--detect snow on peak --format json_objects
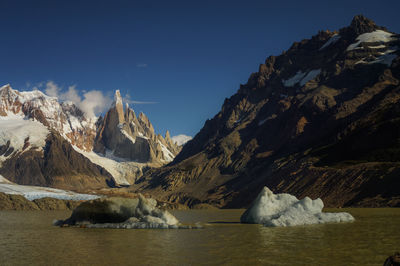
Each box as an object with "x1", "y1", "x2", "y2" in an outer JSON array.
[
  {"x1": 319, "y1": 34, "x2": 341, "y2": 50},
  {"x1": 171, "y1": 134, "x2": 192, "y2": 146},
  {"x1": 0, "y1": 117, "x2": 49, "y2": 159},
  {"x1": 114, "y1": 90, "x2": 123, "y2": 105},
  {"x1": 0, "y1": 85, "x2": 96, "y2": 151},
  {"x1": 347, "y1": 30, "x2": 397, "y2": 51},
  {"x1": 240, "y1": 187, "x2": 355, "y2": 227}
]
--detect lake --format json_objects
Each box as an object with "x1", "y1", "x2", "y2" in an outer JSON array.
[{"x1": 0, "y1": 208, "x2": 399, "y2": 265}]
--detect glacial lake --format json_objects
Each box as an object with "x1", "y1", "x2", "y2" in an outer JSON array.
[{"x1": 0, "y1": 208, "x2": 399, "y2": 265}]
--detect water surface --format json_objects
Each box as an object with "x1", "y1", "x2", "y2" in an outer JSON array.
[{"x1": 0, "y1": 208, "x2": 399, "y2": 265}]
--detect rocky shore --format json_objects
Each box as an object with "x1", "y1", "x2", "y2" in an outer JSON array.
[{"x1": 0, "y1": 192, "x2": 83, "y2": 210}]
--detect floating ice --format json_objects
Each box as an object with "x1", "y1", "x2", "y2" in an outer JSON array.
[{"x1": 240, "y1": 187, "x2": 354, "y2": 227}]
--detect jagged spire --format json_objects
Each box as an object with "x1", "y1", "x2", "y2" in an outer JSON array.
[
  {"x1": 112, "y1": 90, "x2": 125, "y2": 124},
  {"x1": 165, "y1": 130, "x2": 171, "y2": 140}
]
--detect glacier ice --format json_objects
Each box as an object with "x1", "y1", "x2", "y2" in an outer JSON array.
[
  {"x1": 0, "y1": 176, "x2": 99, "y2": 201},
  {"x1": 240, "y1": 187, "x2": 354, "y2": 227}
]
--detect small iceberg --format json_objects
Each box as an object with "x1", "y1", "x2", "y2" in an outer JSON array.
[
  {"x1": 240, "y1": 187, "x2": 354, "y2": 227},
  {"x1": 55, "y1": 194, "x2": 183, "y2": 229}
]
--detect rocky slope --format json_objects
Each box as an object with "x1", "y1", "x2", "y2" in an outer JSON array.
[{"x1": 135, "y1": 15, "x2": 400, "y2": 208}]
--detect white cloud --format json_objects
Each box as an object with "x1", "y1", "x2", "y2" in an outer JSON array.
[
  {"x1": 44, "y1": 81, "x2": 61, "y2": 97},
  {"x1": 80, "y1": 90, "x2": 112, "y2": 118},
  {"x1": 33, "y1": 81, "x2": 112, "y2": 118},
  {"x1": 124, "y1": 93, "x2": 157, "y2": 105},
  {"x1": 60, "y1": 85, "x2": 81, "y2": 103},
  {"x1": 136, "y1": 63, "x2": 148, "y2": 68},
  {"x1": 171, "y1": 134, "x2": 192, "y2": 146}
]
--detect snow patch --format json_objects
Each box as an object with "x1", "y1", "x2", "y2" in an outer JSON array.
[
  {"x1": 0, "y1": 116, "x2": 49, "y2": 155},
  {"x1": 347, "y1": 30, "x2": 397, "y2": 51},
  {"x1": 300, "y1": 69, "x2": 321, "y2": 86},
  {"x1": 369, "y1": 54, "x2": 397, "y2": 66},
  {"x1": 121, "y1": 129, "x2": 136, "y2": 144},
  {"x1": 158, "y1": 141, "x2": 174, "y2": 162},
  {"x1": 319, "y1": 34, "x2": 341, "y2": 50},
  {"x1": 354, "y1": 46, "x2": 398, "y2": 66},
  {"x1": 240, "y1": 187, "x2": 355, "y2": 227},
  {"x1": 283, "y1": 69, "x2": 321, "y2": 87},
  {"x1": 283, "y1": 71, "x2": 306, "y2": 87},
  {"x1": 258, "y1": 118, "x2": 268, "y2": 126}
]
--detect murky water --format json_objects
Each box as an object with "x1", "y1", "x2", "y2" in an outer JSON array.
[{"x1": 0, "y1": 208, "x2": 399, "y2": 265}]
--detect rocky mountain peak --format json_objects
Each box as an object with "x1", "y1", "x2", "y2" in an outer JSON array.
[
  {"x1": 350, "y1": 15, "x2": 378, "y2": 35},
  {"x1": 165, "y1": 130, "x2": 171, "y2": 141},
  {"x1": 112, "y1": 90, "x2": 125, "y2": 124},
  {"x1": 93, "y1": 90, "x2": 181, "y2": 166}
]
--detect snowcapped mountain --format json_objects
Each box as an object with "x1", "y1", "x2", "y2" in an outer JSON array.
[
  {"x1": 136, "y1": 15, "x2": 400, "y2": 208},
  {"x1": 0, "y1": 84, "x2": 96, "y2": 152},
  {"x1": 0, "y1": 85, "x2": 181, "y2": 189}
]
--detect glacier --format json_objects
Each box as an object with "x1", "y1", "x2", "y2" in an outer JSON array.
[
  {"x1": 0, "y1": 175, "x2": 99, "y2": 201},
  {"x1": 240, "y1": 187, "x2": 354, "y2": 227}
]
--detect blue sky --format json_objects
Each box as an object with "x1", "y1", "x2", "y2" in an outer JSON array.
[{"x1": 1, "y1": 0, "x2": 400, "y2": 137}]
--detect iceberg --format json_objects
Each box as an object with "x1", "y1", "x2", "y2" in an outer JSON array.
[
  {"x1": 55, "y1": 194, "x2": 185, "y2": 229},
  {"x1": 240, "y1": 187, "x2": 354, "y2": 227}
]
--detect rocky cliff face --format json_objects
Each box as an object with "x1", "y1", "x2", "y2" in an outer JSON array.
[
  {"x1": 135, "y1": 15, "x2": 400, "y2": 208},
  {"x1": 94, "y1": 90, "x2": 181, "y2": 164}
]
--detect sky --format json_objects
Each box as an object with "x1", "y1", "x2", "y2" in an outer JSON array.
[{"x1": 1, "y1": 0, "x2": 400, "y2": 137}]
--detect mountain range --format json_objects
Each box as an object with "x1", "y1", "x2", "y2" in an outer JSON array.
[
  {"x1": 0, "y1": 86, "x2": 181, "y2": 190},
  {"x1": 1, "y1": 15, "x2": 399, "y2": 208}
]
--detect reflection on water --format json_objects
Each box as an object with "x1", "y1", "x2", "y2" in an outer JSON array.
[{"x1": 0, "y1": 209, "x2": 399, "y2": 265}]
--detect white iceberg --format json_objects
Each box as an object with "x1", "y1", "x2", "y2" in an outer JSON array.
[{"x1": 240, "y1": 187, "x2": 354, "y2": 227}]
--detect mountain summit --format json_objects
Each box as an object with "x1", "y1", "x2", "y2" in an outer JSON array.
[
  {"x1": 94, "y1": 90, "x2": 181, "y2": 163},
  {"x1": 135, "y1": 15, "x2": 400, "y2": 208}
]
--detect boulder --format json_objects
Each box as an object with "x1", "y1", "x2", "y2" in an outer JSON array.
[{"x1": 56, "y1": 194, "x2": 179, "y2": 229}]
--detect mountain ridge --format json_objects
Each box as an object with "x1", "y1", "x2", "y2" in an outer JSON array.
[{"x1": 133, "y1": 15, "x2": 400, "y2": 208}]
